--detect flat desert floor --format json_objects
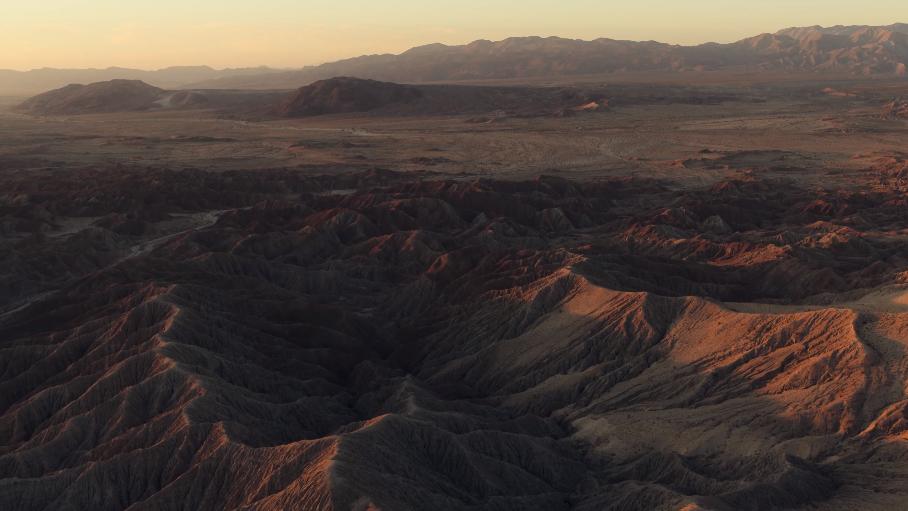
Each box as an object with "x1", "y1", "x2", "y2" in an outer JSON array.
[{"x1": 2, "y1": 79, "x2": 906, "y2": 186}]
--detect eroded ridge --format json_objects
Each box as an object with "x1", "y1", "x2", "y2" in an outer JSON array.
[{"x1": 5, "y1": 168, "x2": 908, "y2": 510}]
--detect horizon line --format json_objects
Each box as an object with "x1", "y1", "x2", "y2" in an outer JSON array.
[{"x1": 3, "y1": 22, "x2": 906, "y2": 73}]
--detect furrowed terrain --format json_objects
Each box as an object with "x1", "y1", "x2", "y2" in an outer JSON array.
[{"x1": 2, "y1": 77, "x2": 908, "y2": 510}]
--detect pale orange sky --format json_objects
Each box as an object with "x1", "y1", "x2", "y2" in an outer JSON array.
[{"x1": 2, "y1": 1, "x2": 905, "y2": 70}]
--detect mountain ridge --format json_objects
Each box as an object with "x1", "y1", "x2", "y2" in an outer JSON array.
[
  {"x1": 2, "y1": 23, "x2": 906, "y2": 95},
  {"x1": 186, "y1": 23, "x2": 908, "y2": 89}
]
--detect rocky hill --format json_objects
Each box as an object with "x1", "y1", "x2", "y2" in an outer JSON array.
[
  {"x1": 16, "y1": 80, "x2": 287, "y2": 116},
  {"x1": 16, "y1": 77, "x2": 616, "y2": 119},
  {"x1": 16, "y1": 80, "x2": 166, "y2": 115},
  {"x1": 274, "y1": 77, "x2": 614, "y2": 118},
  {"x1": 275, "y1": 77, "x2": 424, "y2": 116}
]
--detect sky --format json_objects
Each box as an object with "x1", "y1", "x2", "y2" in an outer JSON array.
[{"x1": 2, "y1": 0, "x2": 906, "y2": 70}]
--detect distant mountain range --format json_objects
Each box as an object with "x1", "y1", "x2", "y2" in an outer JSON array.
[
  {"x1": 2, "y1": 24, "x2": 906, "y2": 95},
  {"x1": 185, "y1": 24, "x2": 908, "y2": 89},
  {"x1": 0, "y1": 66, "x2": 279, "y2": 95}
]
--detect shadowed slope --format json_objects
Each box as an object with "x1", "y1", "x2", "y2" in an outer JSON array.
[{"x1": 6, "y1": 169, "x2": 908, "y2": 509}]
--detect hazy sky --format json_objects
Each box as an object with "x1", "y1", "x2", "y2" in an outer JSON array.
[{"x1": 3, "y1": 1, "x2": 905, "y2": 70}]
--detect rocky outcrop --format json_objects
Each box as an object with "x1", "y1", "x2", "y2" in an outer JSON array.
[{"x1": 882, "y1": 98, "x2": 908, "y2": 119}]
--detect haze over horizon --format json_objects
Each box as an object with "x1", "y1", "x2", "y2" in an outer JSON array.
[{"x1": 3, "y1": 0, "x2": 906, "y2": 71}]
